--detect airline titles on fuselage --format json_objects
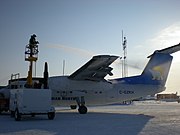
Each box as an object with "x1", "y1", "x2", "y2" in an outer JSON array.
[{"x1": 52, "y1": 90, "x2": 135, "y2": 101}]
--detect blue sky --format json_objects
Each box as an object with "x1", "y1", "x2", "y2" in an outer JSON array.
[{"x1": 0, "y1": 0, "x2": 180, "y2": 93}]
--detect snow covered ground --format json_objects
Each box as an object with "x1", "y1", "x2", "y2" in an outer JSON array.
[{"x1": 1, "y1": 101, "x2": 180, "y2": 135}]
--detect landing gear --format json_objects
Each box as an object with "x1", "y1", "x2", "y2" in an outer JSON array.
[
  {"x1": 78, "y1": 105, "x2": 87, "y2": 114},
  {"x1": 76, "y1": 96, "x2": 88, "y2": 114}
]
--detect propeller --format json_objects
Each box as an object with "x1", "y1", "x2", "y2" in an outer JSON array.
[
  {"x1": 112, "y1": 58, "x2": 144, "y2": 70},
  {"x1": 43, "y1": 62, "x2": 49, "y2": 89}
]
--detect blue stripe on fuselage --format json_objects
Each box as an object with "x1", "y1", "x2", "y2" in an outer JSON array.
[{"x1": 112, "y1": 75, "x2": 161, "y2": 85}]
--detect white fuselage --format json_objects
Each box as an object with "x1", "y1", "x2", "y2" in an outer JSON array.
[
  {"x1": 0, "y1": 76, "x2": 165, "y2": 108},
  {"x1": 49, "y1": 76, "x2": 165, "y2": 107}
]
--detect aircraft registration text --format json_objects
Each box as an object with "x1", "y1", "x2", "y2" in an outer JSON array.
[{"x1": 119, "y1": 90, "x2": 134, "y2": 94}]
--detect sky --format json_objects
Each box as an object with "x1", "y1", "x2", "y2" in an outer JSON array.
[{"x1": 0, "y1": 0, "x2": 180, "y2": 93}]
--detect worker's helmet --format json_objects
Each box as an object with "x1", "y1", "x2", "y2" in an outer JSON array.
[{"x1": 32, "y1": 34, "x2": 37, "y2": 37}]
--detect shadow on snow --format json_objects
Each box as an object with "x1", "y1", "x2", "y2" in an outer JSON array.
[{"x1": 0, "y1": 111, "x2": 153, "y2": 135}]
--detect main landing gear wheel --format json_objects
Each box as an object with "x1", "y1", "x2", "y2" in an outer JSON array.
[{"x1": 78, "y1": 106, "x2": 87, "y2": 114}]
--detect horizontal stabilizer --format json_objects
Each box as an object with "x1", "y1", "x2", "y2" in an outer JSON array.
[{"x1": 148, "y1": 43, "x2": 180, "y2": 58}]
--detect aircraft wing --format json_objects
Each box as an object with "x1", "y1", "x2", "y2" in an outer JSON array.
[
  {"x1": 68, "y1": 55, "x2": 119, "y2": 81},
  {"x1": 148, "y1": 43, "x2": 180, "y2": 58}
]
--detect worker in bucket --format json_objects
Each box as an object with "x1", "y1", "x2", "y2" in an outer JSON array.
[{"x1": 29, "y1": 34, "x2": 39, "y2": 45}]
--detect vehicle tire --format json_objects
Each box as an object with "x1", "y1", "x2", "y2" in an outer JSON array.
[
  {"x1": 70, "y1": 105, "x2": 77, "y2": 110},
  {"x1": 48, "y1": 112, "x2": 55, "y2": 120},
  {"x1": 78, "y1": 106, "x2": 87, "y2": 114},
  {"x1": 15, "y1": 109, "x2": 21, "y2": 121}
]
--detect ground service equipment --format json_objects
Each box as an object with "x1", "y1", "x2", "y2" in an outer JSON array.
[{"x1": 10, "y1": 89, "x2": 55, "y2": 121}]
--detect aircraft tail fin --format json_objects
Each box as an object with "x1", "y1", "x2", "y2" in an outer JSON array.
[
  {"x1": 113, "y1": 43, "x2": 180, "y2": 89},
  {"x1": 141, "y1": 52, "x2": 173, "y2": 86},
  {"x1": 139, "y1": 43, "x2": 180, "y2": 86}
]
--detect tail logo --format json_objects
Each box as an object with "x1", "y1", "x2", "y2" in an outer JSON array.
[{"x1": 149, "y1": 66, "x2": 164, "y2": 80}]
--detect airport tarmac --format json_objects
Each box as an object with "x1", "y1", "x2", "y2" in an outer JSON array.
[{"x1": 0, "y1": 101, "x2": 180, "y2": 135}]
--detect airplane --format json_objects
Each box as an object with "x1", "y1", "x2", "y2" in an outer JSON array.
[
  {"x1": 49, "y1": 43, "x2": 180, "y2": 114},
  {"x1": 0, "y1": 43, "x2": 180, "y2": 114}
]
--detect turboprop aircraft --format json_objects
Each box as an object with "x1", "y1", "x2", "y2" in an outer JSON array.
[
  {"x1": 49, "y1": 43, "x2": 180, "y2": 114},
  {"x1": 0, "y1": 43, "x2": 180, "y2": 114}
]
